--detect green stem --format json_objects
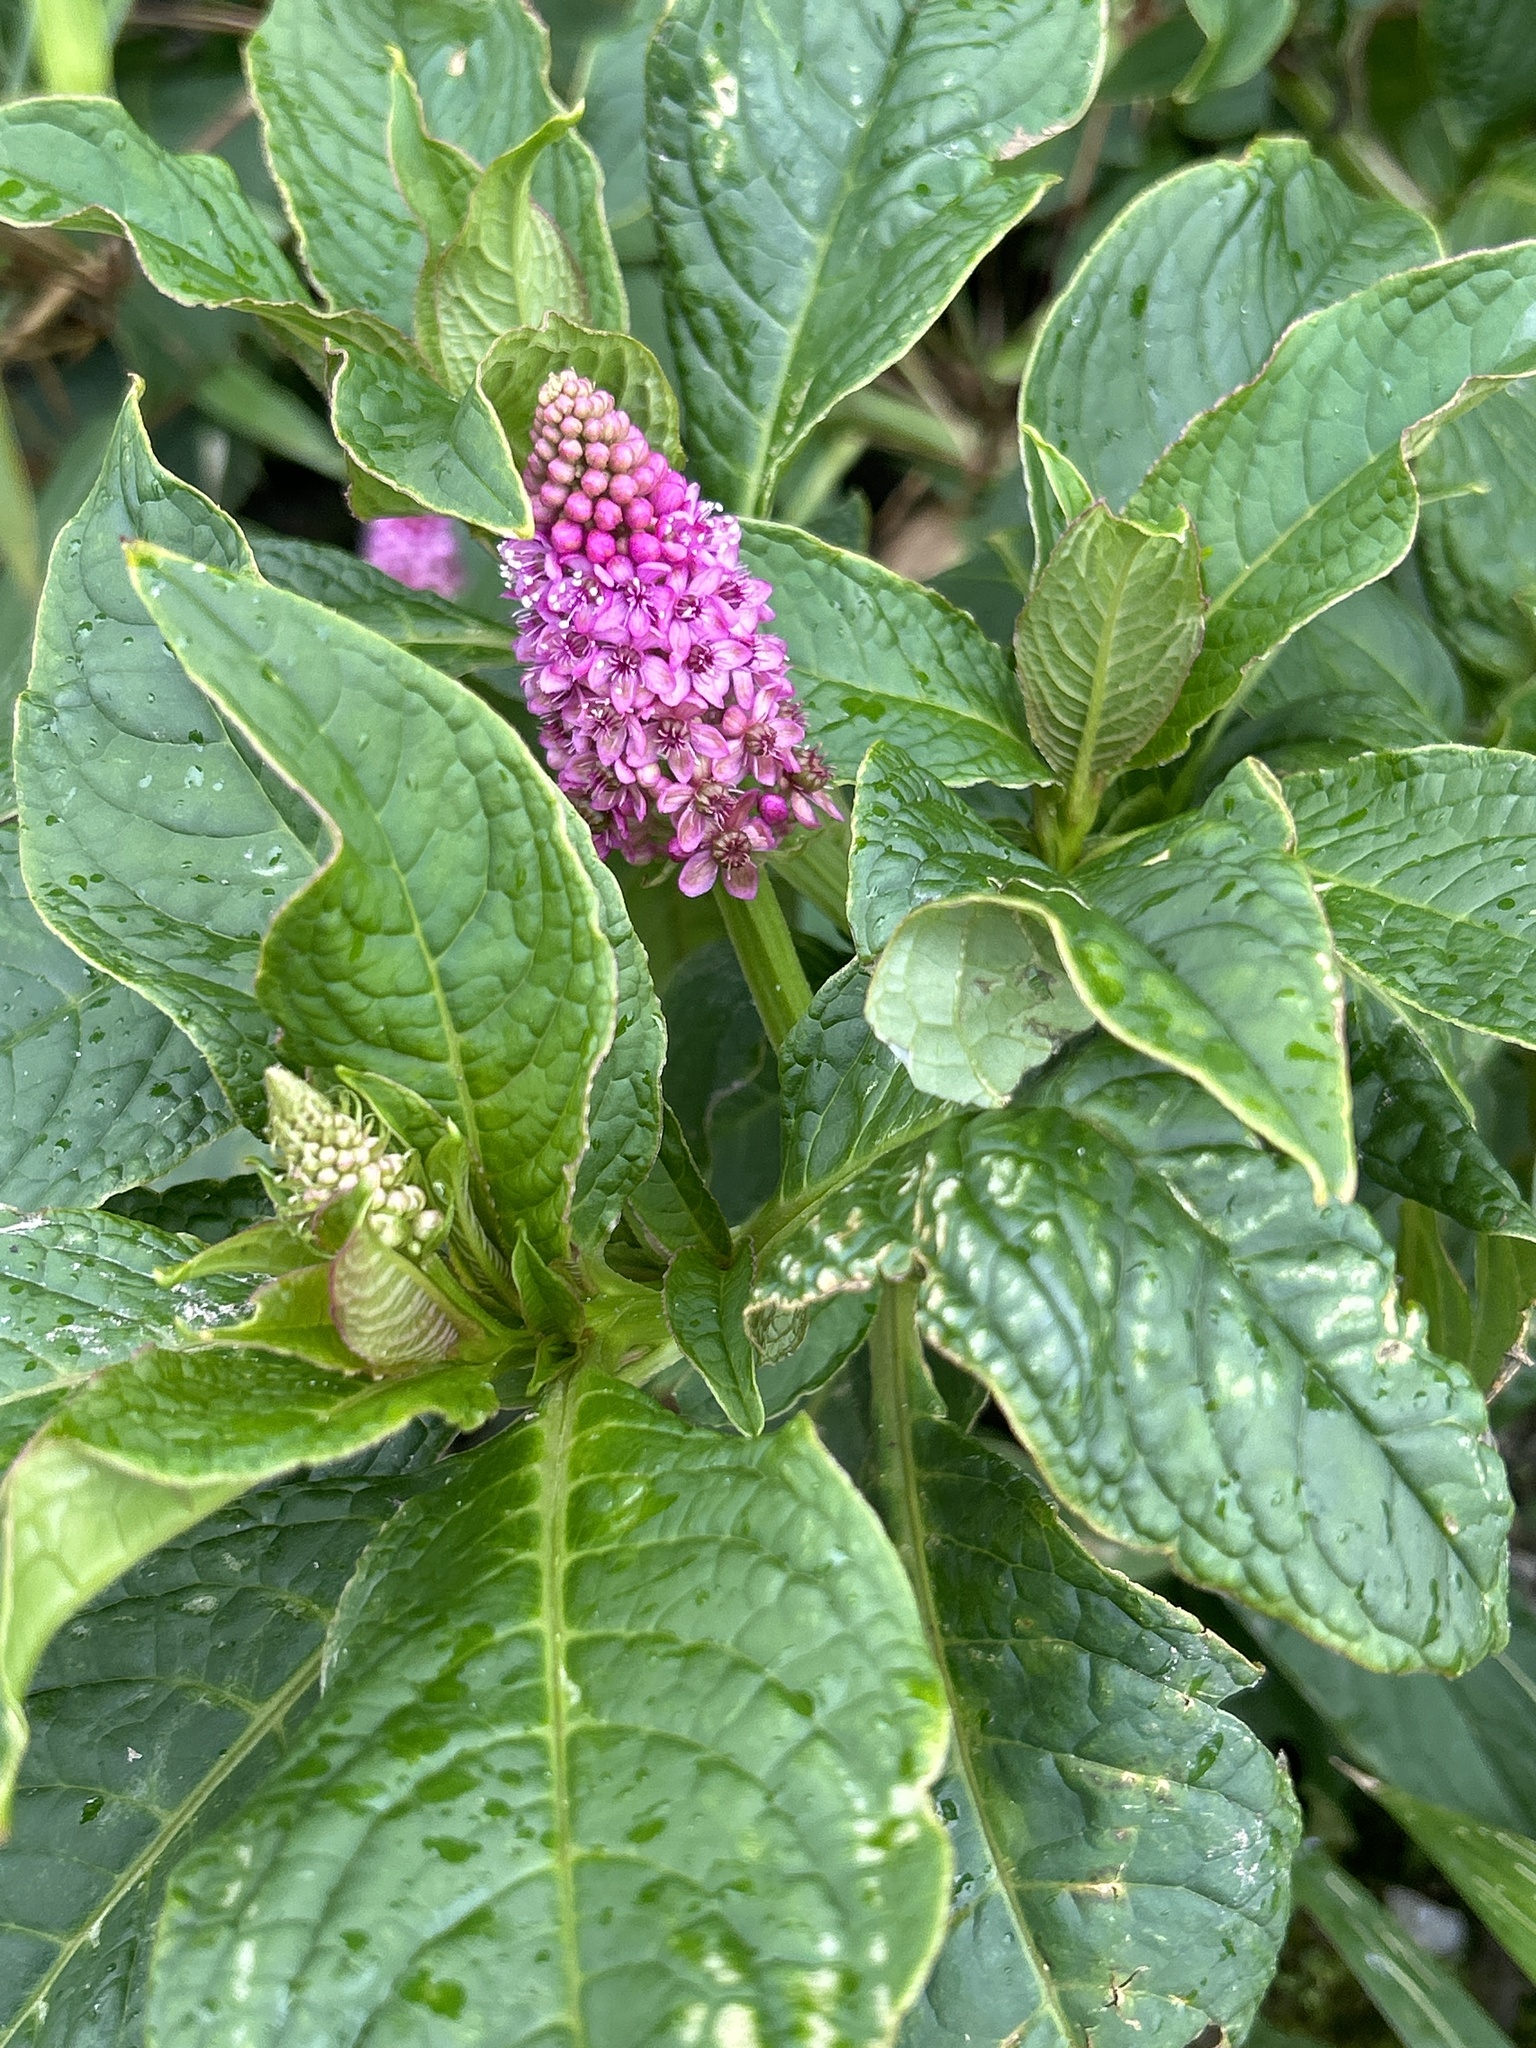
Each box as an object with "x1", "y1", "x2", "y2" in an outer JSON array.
[
  {"x1": 868, "y1": 1278, "x2": 928, "y2": 1572},
  {"x1": 718, "y1": 877, "x2": 813, "y2": 1051}
]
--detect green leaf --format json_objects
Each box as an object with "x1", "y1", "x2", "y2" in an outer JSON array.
[
  {"x1": 384, "y1": 45, "x2": 479, "y2": 255},
  {"x1": 1362, "y1": 1777, "x2": 1536, "y2": 1979},
  {"x1": 1015, "y1": 502, "x2": 1205, "y2": 800},
  {"x1": 0, "y1": 1343, "x2": 496, "y2": 1818},
  {"x1": 249, "y1": 0, "x2": 622, "y2": 334},
  {"x1": 0, "y1": 819, "x2": 232, "y2": 1211},
  {"x1": 664, "y1": 1240, "x2": 764, "y2": 1435},
  {"x1": 126, "y1": 546, "x2": 617, "y2": 1263},
  {"x1": 1177, "y1": 0, "x2": 1299, "y2": 100},
  {"x1": 0, "y1": 96, "x2": 305, "y2": 309},
  {"x1": 648, "y1": 0, "x2": 1106, "y2": 513},
  {"x1": 16, "y1": 389, "x2": 317, "y2": 1126},
  {"x1": 1126, "y1": 247, "x2": 1536, "y2": 761},
  {"x1": 630, "y1": 1103, "x2": 733, "y2": 1262},
  {"x1": 917, "y1": 1037, "x2": 1511, "y2": 1672},
  {"x1": 148, "y1": 1374, "x2": 951, "y2": 2047},
  {"x1": 894, "y1": 1417, "x2": 1299, "y2": 2048},
  {"x1": 479, "y1": 313, "x2": 683, "y2": 470},
  {"x1": 1351, "y1": 990, "x2": 1536, "y2": 1238},
  {"x1": 1019, "y1": 423, "x2": 1095, "y2": 575},
  {"x1": 1423, "y1": 0, "x2": 1536, "y2": 139},
  {"x1": 0, "y1": 1209, "x2": 251, "y2": 1470},
  {"x1": 1398, "y1": 1198, "x2": 1474, "y2": 1366},
  {"x1": 1417, "y1": 380, "x2": 1536, "y2": 686},
  {"x1": 105, "y1": 1171, "x2": 271, "y2": 1243},
  {"x1": 1293, "y1": 1847, "x2": 1516, "y2": 2048},
  {"x1": 0, "y1": 1440, "x2": 446, "y2": 2047},
  {"x1": 1288, "y1": 746, "x2": 1536, "y2": 1048},
  {"x1": 251, "y1": 535, "x2": 513, "y2": 678},
  {"x1": 739, "y1": 522, "x2": 1047, "y2": 787},
  {"x1": 416, "y1": 112, "x2": 587, "y2": 394},
  {"x1": 1469, "y1": 1232, "x2": 1536, "y2": 1390},
  {"x1": 1448, "y1": 138, "x2": 1536, "y2": 256},
  {"x1": 328, "y1": 341, "x2": 531, "y2": 536},
  {"x1": 1020, "y1": 137, "x2": 1440, "y2": 515}
]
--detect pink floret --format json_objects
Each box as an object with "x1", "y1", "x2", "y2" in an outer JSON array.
[{"x1": 358, "y1": 515, "x2": 466, "y2": 600}]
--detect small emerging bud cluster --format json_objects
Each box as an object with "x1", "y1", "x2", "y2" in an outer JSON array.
[
  {"x1": 500, "y1": 371, "x2": 837, "y2": 899},
  {"x1": 264, "y1": 1067, "x2": 443, "y2": 1257}
]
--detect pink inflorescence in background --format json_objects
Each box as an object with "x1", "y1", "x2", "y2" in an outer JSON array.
[
  {"x1": 499, "y1": 371, "x2": 837, "y2": 899},
  {"x1": 359, "y1": 514, "x2": 466, "y2": 600}
]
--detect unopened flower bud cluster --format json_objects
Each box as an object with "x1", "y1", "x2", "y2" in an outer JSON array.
[
  {"x1": 500, "y1": 371, "x2": 837, "y2": 900},
  {"x1": 263, "y1": 1068, "x2": 442, "y2": 1257}
]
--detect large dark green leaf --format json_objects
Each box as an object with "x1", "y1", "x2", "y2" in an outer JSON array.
[
  {"x1": 1288, "y1": 747, "x2": 1536, "y2": 1049},
  {"x1": 17, "y1": 390, "x2": 317, "y2": 1125},
  {"x1": 249, "y1": 0, "x2": 621, "y2": 334},
  {"x1": 916, "y1": 1039, "x2": 1510, "y2": 1672},
  {"x1": 252, "y1": 536, "x2": 514, "y2": 678},
  {"x1": 739, "y1": 522, "x2": 1047, "y2": 787},
  {"x1": 1020, "y1": 137, "x2": 1439, "y2": 514},
  {"x1": 0, "y1": 819, "x2": 231, "y2": 1211},
  {"x1": 891, "y1": 1415, "x2": 1298, "y2": 2048},
  {"x1": 1417, "y1": 381, "x2": 1536, "y2": 686},
  {"x1": 147, "y1": 1374, "x2": 951, "y2": 2047},
  {"x1": 126, "y1": 546, "x2": 616, "y2": 1262},
  {"x1": 0, "y1": 1440, "x2": 444, "y2": 2047},
  {"x1": 648, "y1": 0, "x2": 1105, "y2": 513}
]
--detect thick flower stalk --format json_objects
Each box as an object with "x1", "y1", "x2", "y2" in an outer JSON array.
[
  {"x1": 264, "y1": 1067, "x2": 442, "y2": 1256},
  {"x1": 359, "y1": 514, "x2": 466, "y2": 600},
  {"x1": 499, "y1": 372, "x2": 836, "y2": 898}
]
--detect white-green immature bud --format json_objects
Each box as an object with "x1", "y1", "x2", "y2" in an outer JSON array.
[{"x1": 263, "y1": 1067, "x2": 443, "y2": 1256}]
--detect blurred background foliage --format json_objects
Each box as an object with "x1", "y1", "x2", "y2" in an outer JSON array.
[{"x1": 6, "y1": 4, "x2": 1536, "y2": 2044}]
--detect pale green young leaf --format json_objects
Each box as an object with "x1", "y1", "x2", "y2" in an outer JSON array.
[
  {"x1": 1127, "y1": 246, "x2": 1536, "y2": 761},
  {"x1": 898, "y1": 1420, "x2": 1299, "y2": 2048},
  {"x1": 16, "y1": 389, "x2": 318, "y2": 1126},
  {"x1": 663, "y1": 1241, "x2": 764, "y2": 1436},
  {"x1": 739, "y1": 523, "x2": 1047, "y2": 787},
  {"x1": 1417, "y1": 380, "x2": 1536, "y2": 686},
  {"x1": 918, "y1": 1038, "x2": 1511, "y2": 1672},
  {"x1": 1288, "y1": 747, "x2": 1536, "y2": 1048},
  {"x1": 0, "y1": 820, "x2": 231, "y2": 1212},
  {"x1": 251, "y1": 536, "x2": 513, "y2": 678},
  {"x1": 385, "y1": 47, "x2": 478, "y2": 256},
  {"x1": 0, "y1": 96, "x2": 305, "y2": 310},
  {"x1": 480, "y1": 314, "x2": 683, "y2": 470},
  {"x1": 648, "y1": 0, "x2": 1106, "y2": 513},
  {"x1": 1020, "y1": 137, "x2": 1440, "y2": 514},
  {"x1": 125, "y1": 547, "x2": 616, "y2": 1262},
  {"x1": 1015, "y1": 502, "x2": 1204, "y2": 799},
  {"x1": 147, "y1": 1375, "x2": 951, "y2": 2048},
  {"x1": 1019, "y1": 423, "x2": 1094, "y2": 578}
]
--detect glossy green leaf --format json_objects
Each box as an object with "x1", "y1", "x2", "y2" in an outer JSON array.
[
  {"x1": 249, "y1": 0, "x2": 622, "y2": 334},
  {"x1": 1364, "y1": 1777, "x2": 1536, "y2": 1979},
  {"x1": 1178, "y1": 0, "x2": 1298, "y2": 100},
  {"x1": 1293, "y1": 1848, "x2": 1515, "y2": 2048},
  {"x1": 0, "y1": 1209, "x2": 250, "y2": 1471},
  {"x1": 0, "y1": 96, "x2": 305, "y2": 310},
  {"x1": 127, "y1": 547, "x2": 617, "y2": 1263},
  {"x1": 895, "y1": 1418, "x2": 1299, "y2": 2048},
  {"x1": 649, "y1": 0, "x2": 1105, "y2": 512},
  {"x1": 1015, "y1": 503, "x2": 1204, "y2": 798},
  {"x1": 1351, "y1": 989, "x2": 1536, "y2": 1238},
  {"x1": 1020, "y1": 137, "x2": 1439, "y2": 514},
  {"x1": 0, "y1": 819, "x2": 231, "y2": 1212},
  {"x1": 17, "y1": 389, "x2": 317, "y2": 1125},
  {"x1": 0, "y1": 1343, "x2": 496, "y2": 1818},
  {"x1": 663, "y1": 1240, "x2": 763, "y2": 1435},
  {"x1": 740, "y1": 522, "x2": 1046, "y2": 787},
  {"x1": 251, "y1": 535, "x2": 513, "y2": 678},
  {"x1": 1288, "y1": 747, "x2": 1536, "y2": 1048},
  {"x1": 917, "y1": 1038, "x2": 1511, "y2": 1671},
  {"x1": 479, "y1": 313, "x2": 683, "y2": 470},
  {"x1": 1417, "y1": 380, "x2": 1536, "y2": 686},
  {"x1": 148, "y1": 1374, "x2": 951, "y2": 2047},
  {"x1": 0, "y1": 1438, "x2": 446, "y2": 2048},
  {"x1": 1126, "y1": 246, "x2": 1536, "y2": 761}
]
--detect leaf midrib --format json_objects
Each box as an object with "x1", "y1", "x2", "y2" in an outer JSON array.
[{"x1": 537, "y1": 1381, "x2": 586, "y2": 2047}]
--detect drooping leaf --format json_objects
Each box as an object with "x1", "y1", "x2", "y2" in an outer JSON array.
[
  {"x1": 895, "y1": 1417, "x2": 1299, "y2": 2048},
  {"x1": 1350, "y1": 989, "x2": 1536, "y2": 1239},
  {"x1": 249, "y1": 0, "x2": 622, "y2": 334},
  {"x1": 0, "y1": 96, "x2": 305, "y2": 309},
  {"x1": 648, "y1": 0, "x2": 1106, "y2": 512},
  {"x1": 738, "y1": 521, "x2": 1048, "y2": 787},
  {"x1": 0, "y1": 1343, "x2": 497, "y2": 1817},
  {"x1": 479, "y1": 314, "x2": 683, "y2": 470},
  {"x1": 0, "y1": 819, "x2": 231, "y2": 1212},
  {"x1": 1417, "y1": 380, "x2": 1536, "y2": 686},
  {"x1": 147, "y1": 1375, "x2": 951, "y2": 2048},
  {"x1": 1287, "y1": 746, "x2": 1536, "y2": 1049},
  {"x1": 1358, "y1": 1776, "x2": 1536, "y2": 1980},
  {"x1": 1126, "y1": 246, "x2": 1536, "y2": 761},
  {"x1": 663, "y1": 1240, "x2": 764, "y2": 1436},
  {"x1": 16, "y1": 388, "x2": 317, "y2": 1125},
  {"x1": 1020, "y1": 137, "x2": 1439, "y2": 514},
  {"x1": 1015, "y1": 502, "x2": 1205, "y2": 799},
  {"x1": 1178, "y1": 0, "x2": 1299, "y2": 100},
  {"x1": 915, "y1": 1038, "x2": 1511, "y2": 1672},
  {"x1": 126, "y1": 546, "x2": 616, "y2": 1263},
  {"x1": 251, "y1": 535, "x2": 513, "y2": 678}
]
